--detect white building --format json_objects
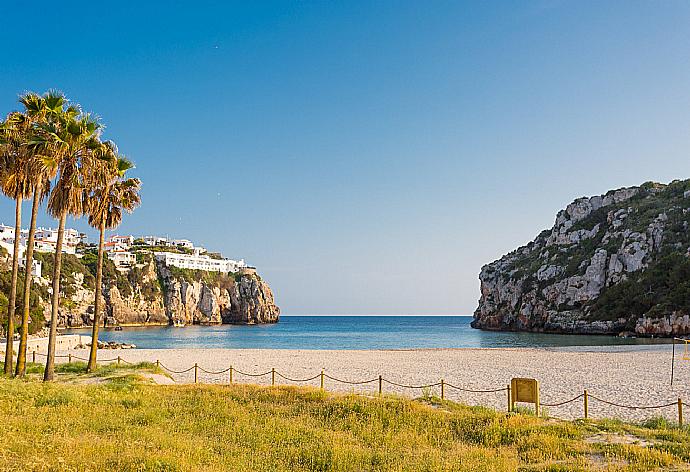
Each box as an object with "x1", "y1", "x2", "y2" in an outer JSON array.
[
  {"x1": 32, "y1": 227, "x2": 79, "y2": 254},
  {"x1": 170, "y1": 239, "x2": 194, "y2": 249},
  {"x1": 107, "y1": 250, "x2": 136, "y2": 271},
  {"x1": 0, "y1": 238, "x2": 42, "y2": 277},
  {"x1": 21, "y1": 258, "x2": 42, "y2": 278},
  {"x1": 154, "y1": 249, "x2": 247, "y2": 273},
  {"x1": 109, "y1": 235, "x2": 134, "y2": 248},
  {"x1": 0, "y1": 224, "x2": 15, "y2": 241},
  {"x1": 0, "y1": 224, "x2": 77, "y2": 255},
  {"x1": 144, "y1": 236, "x2": 168, "y2": 246}
]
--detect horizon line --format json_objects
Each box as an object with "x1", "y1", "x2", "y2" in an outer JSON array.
[{"x1": 280, "y1": 314, "x2": 472, "y2": 317}]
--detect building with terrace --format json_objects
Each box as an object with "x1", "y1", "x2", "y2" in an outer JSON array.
[{"x1": 154, "y1": 248, "x2": 246, "y2": 273}]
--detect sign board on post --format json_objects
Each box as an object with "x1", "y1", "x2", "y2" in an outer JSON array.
[{"x1": 511, "y1": 378, "x2": 540, "y2": 416}]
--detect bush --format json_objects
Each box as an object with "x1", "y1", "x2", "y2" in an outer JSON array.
[{"x1": 588, "y1": 250, "x2": 690, "y2": 321}]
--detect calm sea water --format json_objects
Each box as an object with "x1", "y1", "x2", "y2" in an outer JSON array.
[{"x1": 64, "y1": 316, "x2": 668, "y2": 350}]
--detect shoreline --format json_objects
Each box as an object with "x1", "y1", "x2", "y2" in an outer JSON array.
[{"x1": 55, "y1": 346, "x2": 689, "y2": 422}]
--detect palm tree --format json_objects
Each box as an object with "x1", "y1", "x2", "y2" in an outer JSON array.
[
  {"x1": 0, "y1": 111, "x2": 33, "y2": 375},
  {"x1": 14, "y1": 91, "x2": 62, "y2": 377},
  {"x1": 86, "y1": 150, "x2": 141, "y2": 372},
  {"x1": 35, "y1": 106, "x2": 103, "y2": 381}
]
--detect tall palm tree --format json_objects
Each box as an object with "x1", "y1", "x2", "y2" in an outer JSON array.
[
  {"x1": 86, "y1": 150, "x2": 141, "y2": 372},
  {"x1": 14, "y1": 91, "x2": 62, "y2": 377},
  {"x1": 35, "y1": 106, "x2": 103, "y2": 381},
  {"x1": 0, "y1": 111, "x2": 33, "y2": 375}
]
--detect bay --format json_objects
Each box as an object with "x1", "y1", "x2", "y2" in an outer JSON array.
[{"x1": 64, "y1": 316, "x2": 668, "y2": 350}]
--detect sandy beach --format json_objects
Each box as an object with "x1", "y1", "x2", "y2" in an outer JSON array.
[{"x1": 60, "y1": 346, "x2": 690, "y2": 422}]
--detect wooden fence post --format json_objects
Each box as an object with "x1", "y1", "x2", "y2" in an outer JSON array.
[
  {"x1": 68, "y1": 353, "x2": 72, "y2": 363},
  {"x1": 117, "y1": 355, "x2": 121, "y2": 366},
  {"x1": 507, "y1": 384, "x2": 512, "y2": 412},
  {"x1": 156, "y1": 359, "x2": 160, "y2": 369},
  {"x1": 32, "y1": 350, "x2": 36, "y2": 363},
  {"x1": 679, "y1": 398, "x2": 683, "y2": 426},
  {"x1": 320, "y1": 370, "x2": 324, "y2": 390},
  {"x1": 440, "y1": 379, "x2": 444, "y2": 400},
  {"x1": 271, "y1": 368, "x2": 275, "y2": 386},
  {"x1": 378, "y1": 375, "x2": 382, "y2": 395},
  {"x1": 229, "y1": 366, "x2": 233, "y2": 384},
  {"x1": 194, "y1": 363, "x2": 198, "y2": 383},
  {"x1": 584, "y1": 390, "x2": 589, "y2": 419}
]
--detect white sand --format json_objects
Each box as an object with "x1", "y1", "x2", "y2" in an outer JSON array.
[{"x1": 63, "y1": 346, "x2": 690, "y2": 422}]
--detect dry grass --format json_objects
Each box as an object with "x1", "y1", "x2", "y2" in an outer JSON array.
[{"x1": 0, "y1": 363, "x2": 688, "y2": 471}]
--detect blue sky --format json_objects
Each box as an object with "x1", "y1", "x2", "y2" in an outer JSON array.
[{"x1": 1, "y1": 1, "x2": 690, "y2": 315}]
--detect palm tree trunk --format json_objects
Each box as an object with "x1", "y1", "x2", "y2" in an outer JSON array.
[
  {"x1": 3, "y1": 198, "x2": 21, "y2": 375},
  {"x1": 87, "y1": 222, "x2": 105, "y2": 372},
  {"x1": 43, "y1": 212, "x2": 66, "y2": 382},
  {"x1": 15, "y1": 186, "x2": 41, "y2": 377}
]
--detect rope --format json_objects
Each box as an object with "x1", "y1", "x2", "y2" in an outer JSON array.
[
  {"x1": 22, "y1": 353, "x2": 690, "y2": 415},
  {"x1": 158, "y1": 363, "x2": 196, "y2": 374},
  {"x1": 444, "y1": 383, "x2": 508, "y2": 394},
  {"x1": 34, "y1": 352, "x2": 69, "y2": 358},
  {"x1": 197, "y1": 366, "x2": 232, "y2": 375},
  {"x1": 275, "y1": 372, "x2": 322, "y2": 383},
  {"x1": 382, "y1": 378, "x2": 441, "y2": 389},
  {"x1": 541, "y1": 394, "x2": 584, "y2": 407},
  {"x1": 588, "y1": 394, "x2": 678, "y2": 410},
  {"x1": 323, "y1": 374, "x2": 378, "y2": 385},
  {"x1": 232, "y1": 368, "x2": 273, "y2": 377}
]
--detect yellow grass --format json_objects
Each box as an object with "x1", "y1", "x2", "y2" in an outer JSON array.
[{"x1": 0, "y1": 363, "x2": 688, "y2": 471}]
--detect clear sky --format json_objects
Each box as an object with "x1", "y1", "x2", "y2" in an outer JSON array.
[{"x1": 1, "y1": 1, "x2": 690, "y2": 315}]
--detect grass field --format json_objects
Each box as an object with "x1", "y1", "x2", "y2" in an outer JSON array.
[{"x1": 0, "y1": 362, "x2": 689, "y2": 471}]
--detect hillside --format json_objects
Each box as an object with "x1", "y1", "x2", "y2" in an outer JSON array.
[{"x1": 473, "y1": 179, "x2": 690, "y2": 336}]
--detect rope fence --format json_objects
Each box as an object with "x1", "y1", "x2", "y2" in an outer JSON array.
[{"x1": 29, "y1": 350, "x2": 690, "y2": 426}]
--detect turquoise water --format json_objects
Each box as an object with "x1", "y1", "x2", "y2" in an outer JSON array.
[{"x1": 64, "y1": 316, "x2": 668, "y2": 350}]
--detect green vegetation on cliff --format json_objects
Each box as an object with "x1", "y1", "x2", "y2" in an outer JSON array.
[
  {"x1": 0, "y1": 367, "x2": 689, "y2": 471},
  {"x1": 32, "y1": 250, "x2": 162, "y2": 302},
  {"x1": 590, "y1": 251, "x2": 690, "y2": 322},
  {"x1": 165, "y1": 265, "x2": 239, "y2": 287}
]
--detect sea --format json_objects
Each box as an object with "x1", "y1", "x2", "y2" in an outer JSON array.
[{"x1": 64, "y1": 315, "x2": 669, "y2": 350}]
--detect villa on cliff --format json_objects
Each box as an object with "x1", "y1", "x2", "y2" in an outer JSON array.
[
  {"x1": 154, "y1": 249, "x2": 247, "y2": 273},
  {"x1": 0, "y1": 224, "x2": 249, "y2": 275},
  {"x1": 0, "y1": 224, "x2": 84, "y2": 255},
  {"x1": 106, "y1": 234, "x2": 247, "y2": 274}
]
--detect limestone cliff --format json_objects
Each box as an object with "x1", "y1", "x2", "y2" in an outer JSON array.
[
  {"x1": 52, "y1": 258, "x2": 279, "y2": 328},
  {"x1": 157, "y1": 263, "x2": 278, "y2": 325},
  {"x1": 103, "y1": 259, "x2": 167, "y2": 326},
  {"x1": 473, "y1": 180, "x2": 690, "y2": 336}
]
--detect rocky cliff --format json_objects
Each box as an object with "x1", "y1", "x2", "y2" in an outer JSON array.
[
  {"x1": 49, "y1": 258, "x2": 279, "y2": 328},
  {"x1": 473, "y1": 180, "x2": 690, "y2": 336}
]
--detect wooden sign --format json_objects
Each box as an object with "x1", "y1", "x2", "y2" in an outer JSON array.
[{"x1": 511, "y1": 378, "x2": 540, "y2": 416}]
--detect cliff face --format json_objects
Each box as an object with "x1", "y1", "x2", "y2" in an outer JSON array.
[
  {"x1": 473, "y1": 180, "x2": 690, "y2": 336},
  {"x1": 103, "y1": 259, "x2": 167, "y2": 326},
  {"x1": 157, "y1": 263, "x2": 280, "y2": 325},
  {"x1": 55, "y1": 258, "x2": 279, "y2": 328}
]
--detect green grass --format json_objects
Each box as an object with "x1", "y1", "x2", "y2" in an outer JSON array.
[{"x1": 0, "y1": 368, "x2": 689, "y2": 471}]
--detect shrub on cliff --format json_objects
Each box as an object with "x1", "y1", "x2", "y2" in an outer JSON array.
[{"x1": 589, "y1": 250, "x2": 690, "y2": 321}]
